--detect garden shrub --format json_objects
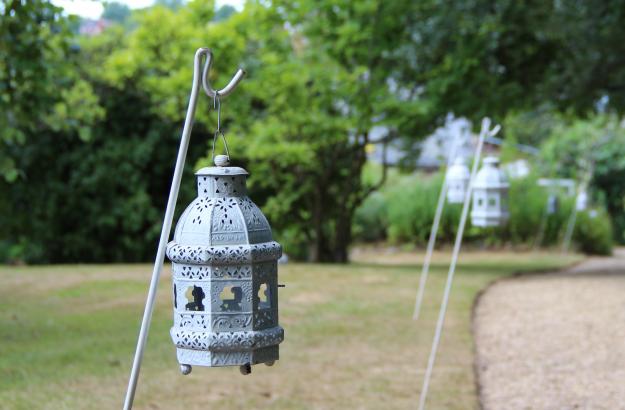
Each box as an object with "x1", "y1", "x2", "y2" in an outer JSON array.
[
  {"x1": 574, "y1": 209, "x2": 613, "y2": 255},
  {"x1": 353, "y1": 192, "x2": 388, "y2": 242},
  {"x1": 352, "y1": 170, "x2": 614, "y2": 255},
  {"x1": 383, "y1": 173, "x2": 461, "y2": 245},
  {"x1": 506, "y1": 176, "x2": 547, "y2": 243}
]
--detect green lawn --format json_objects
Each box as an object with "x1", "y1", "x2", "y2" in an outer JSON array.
[{"x1": 0, "y1": 250, "x2": 579, "y2": 409}]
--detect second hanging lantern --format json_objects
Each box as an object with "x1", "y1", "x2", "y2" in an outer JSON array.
[
  {"x1": 446, "y1": 157, "x2": 470, "y2": 204},
  {"x1": 470, "y1": 156, "x2": 509, "y2": 227}
]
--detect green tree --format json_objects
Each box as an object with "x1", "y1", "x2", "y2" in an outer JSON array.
[
  {"x1": 102, "y1": 2, "x2": 131, "y2": 24},
  {"x1": 6, "y1": 0, "x2": 625, "y2": 264},
  {"x1": 213, "y1": 5, "x2": 236, "y2": 21},
  {"x1": 95, "y1": 1, "x2": 416, "y2": 262},
  {"x1": 0, "y1": 0, "x2": 102, "y2": 182}
]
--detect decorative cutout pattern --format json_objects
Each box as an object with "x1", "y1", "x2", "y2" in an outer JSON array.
[
  {"x1": 253, "y1": 261, "x2": 277, "y2": 282},
  {"x1": 171, "y1": 326, "x2": 284, "y2": 351},
  {"x1": 257, "y1": 283, "x2": 270, "y2": 309},
  {"x1": 176, "y1": 313, "x2": 210, "y2": 329},
  {"x1": 184, "y1": 285, "x2": 206, "y2": 311},
  {"x1": 197, "y1": 175, "x2": 246, "y2": 198},
  {"x1": 211, "y1": 198, "x2": 244, "y2": 232},
  {"x1": 219, "y1": 286, "x2": 243, "y2": 312},
  {"x1": 167, "y1": 243, "x2": 208, "y2": 264},
  {"x1": 173, "y1": 265, "x2": 212, "y2": 280},
  {"x1": 211, "y1": 265, "x2": 252, "y2": 279},
  {"x1": 254, "y1": 309, "x2": 276, "y2": 330},
  {"x1": 167, "y1": 242, "x2": 282, "y2": 265},
  {"x1": 212, "y1": 314, "x2": 253, "y2": 331},
  {"x1": 211, "y1": 282, "x2": 252, "y2": 311},
  {"x1": 172, "y1": 264, "x2": 254, "y2": 280},
  {"x1": 190, "y1": 198, "x2": 214, "y2": 225}
]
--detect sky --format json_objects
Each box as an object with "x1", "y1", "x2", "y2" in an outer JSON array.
[{"x1": 51, "y1": 0, "x2": 244, "y2": 19}]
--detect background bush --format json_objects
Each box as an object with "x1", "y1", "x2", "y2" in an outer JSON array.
[{"x1": 574, "y1": 209, "x2": 613, "y2": 255}]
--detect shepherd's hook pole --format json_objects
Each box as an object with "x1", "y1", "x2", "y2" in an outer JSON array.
[
  {"x1": 413, "y1": 132, "x2": 462, "y2": 320},
  {"x1": 417, "y1": 119, "x2": 499, "y2": 410},
  {"x1": 123, "y1": 48, "x2": 244, "y2": 410}
]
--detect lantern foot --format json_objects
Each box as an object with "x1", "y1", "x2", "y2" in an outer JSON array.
[
  {"x1": 239, "y1": 363, "x2": 252, "y2": 375},
  {"x1": 180, "y1": 364, "x2": 192, "y2": 375},
  {"x1": 264, "y1": 360, "x2": 275, "y2": 367}
]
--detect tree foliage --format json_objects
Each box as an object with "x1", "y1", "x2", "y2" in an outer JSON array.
[
  {"x1": 0, "y1": 0, "x2": 102, "y2": 182},
  {"x1": 3, "y1": 0, "x2": 625, "y2": 263},
  {"x1": 102, "y1": 2, "x2": 131, "y2": 23},
  {"x1": 542, "y1": 115, "x2": 625, "y2": 243}
]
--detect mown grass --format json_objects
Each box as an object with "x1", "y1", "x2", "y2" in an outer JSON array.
[{"x1": 0, "y1": 250, "x2": 580, "y2": 409}]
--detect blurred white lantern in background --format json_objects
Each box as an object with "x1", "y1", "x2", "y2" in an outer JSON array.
[
  {"x1": 446, "y1": 157, "x2": 470, "y2": 204},
  {"x1": 470, "y1": 156, "x2": 510, "y2": 227},
  {"x1": 576, "y1": 190, "x2": 588, "y2": 211}
]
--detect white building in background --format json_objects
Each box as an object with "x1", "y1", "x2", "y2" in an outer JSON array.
[
  {"x1": 367, "y1": 115, "x2": 479, "y2": 170},
  {"x1": 368, "y1": 115, "x2": 540, "y2": 179},
  {"x1": 417, "y1": 115, "x2": 475, "y2": 169}
]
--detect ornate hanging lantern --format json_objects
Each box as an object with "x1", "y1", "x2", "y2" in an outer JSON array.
[
  {"x1": 166, "y1": 157, "x2": 284, "y2": 375},
  {"x1": 123, "y1": 49, "x2": 282, "y2": 410},
  {"x1": 576, "y1": 190, "x2": 588, "y2": 211},
  {"x1": 446, "y1": 157, "x2": 470, "y2": 204},
  {"x1": 470, "y1": 156, "x2": 509, "y2": 227}
]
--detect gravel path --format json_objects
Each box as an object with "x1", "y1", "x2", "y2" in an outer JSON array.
[{"x1": 474, "y1": 250, "x2": 625, "y2": 410}]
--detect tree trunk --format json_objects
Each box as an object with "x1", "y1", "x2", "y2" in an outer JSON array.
[
  {"x1": 307, "y1": 201, "x2": 353, "y2": 264},
  {"x1": 332, "y1": 209, "x2": 352, "y2": 263}
]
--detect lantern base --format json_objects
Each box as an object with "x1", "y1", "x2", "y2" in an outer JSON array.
[
  {"x1": 180, "y1": 364, "x2": 192, "y2": 375},
  {"x1": 176, "y1": 345, "x2": 279, "y2": 368}
]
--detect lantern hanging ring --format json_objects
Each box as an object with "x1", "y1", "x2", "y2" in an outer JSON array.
[{"x1": 211, "y1": 95, "x2": 231, "y2": 164}]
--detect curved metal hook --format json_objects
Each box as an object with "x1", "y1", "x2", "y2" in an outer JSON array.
[
  {"x1": 200, "y1": 48, "x2": 246, "y2": 99},
  {"x1": 480, "y1": 117, "x2": 501, "y2": 138}
]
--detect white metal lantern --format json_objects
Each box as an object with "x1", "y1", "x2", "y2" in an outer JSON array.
[
  {"x1": 470, "y1": 156, "x2": 509, "y2": 227},
  {"x1": 576, "y1": 190, "x2": 588, "y2": 211},
  {"x1": 446, "y1": 157, "x2": 470, "y2": 204},
  {"x1": 166, "y1": 160, "x2": 283, "y2": 375}
]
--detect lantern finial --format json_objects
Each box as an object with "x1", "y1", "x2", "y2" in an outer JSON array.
[{"x1": 214, "y1": 154, "x2": 230, "y2": 167}]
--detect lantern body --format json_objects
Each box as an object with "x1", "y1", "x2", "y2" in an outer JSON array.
[
  {"x1": 576, "y1": 190, "x2": 588, "y2": 211},
  {"x1": 470, "y1": 157, "x2": 509, "y2": 227},
  {"x1": 446, "y1": 157, "x2": 470, "y2": 204},
  {"x1": 166, "y1": 165, "x2": 283, "y2": 371}
]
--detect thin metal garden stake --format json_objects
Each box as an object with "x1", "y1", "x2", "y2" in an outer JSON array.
[
  {"x1": 562, "y1": 164, "x2": 593, "y2": 254},
  {"x1": 412, "y1": 133, "x2": 462, "y2": 320},
  {"x1": 417, "y1": 118, "x2": 500, "y2": 410},
  {"x1": 123, "y1": 48, "x2": 244, "y2": 410},
  {"x1": 532, "y1": 192, "x2": 551, "y2": 251},
  {"x1": 561, "y1": 201, "x2": 578, "y2": 254}
]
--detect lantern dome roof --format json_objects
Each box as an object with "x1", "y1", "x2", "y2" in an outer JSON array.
[
  {"x1": 172, "y1": 166, "x2": 273, "y2": 248},
  {"x1": 473, "y1": 156, "x2": 509, "y2": 189},
  {"x1": 446, "y1": 157, "x2": 470, "y2": 181}
]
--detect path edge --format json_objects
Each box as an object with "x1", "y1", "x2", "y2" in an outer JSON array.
[{"x1": 469, "y1": 257, "x2": 587, "y2": 410}]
